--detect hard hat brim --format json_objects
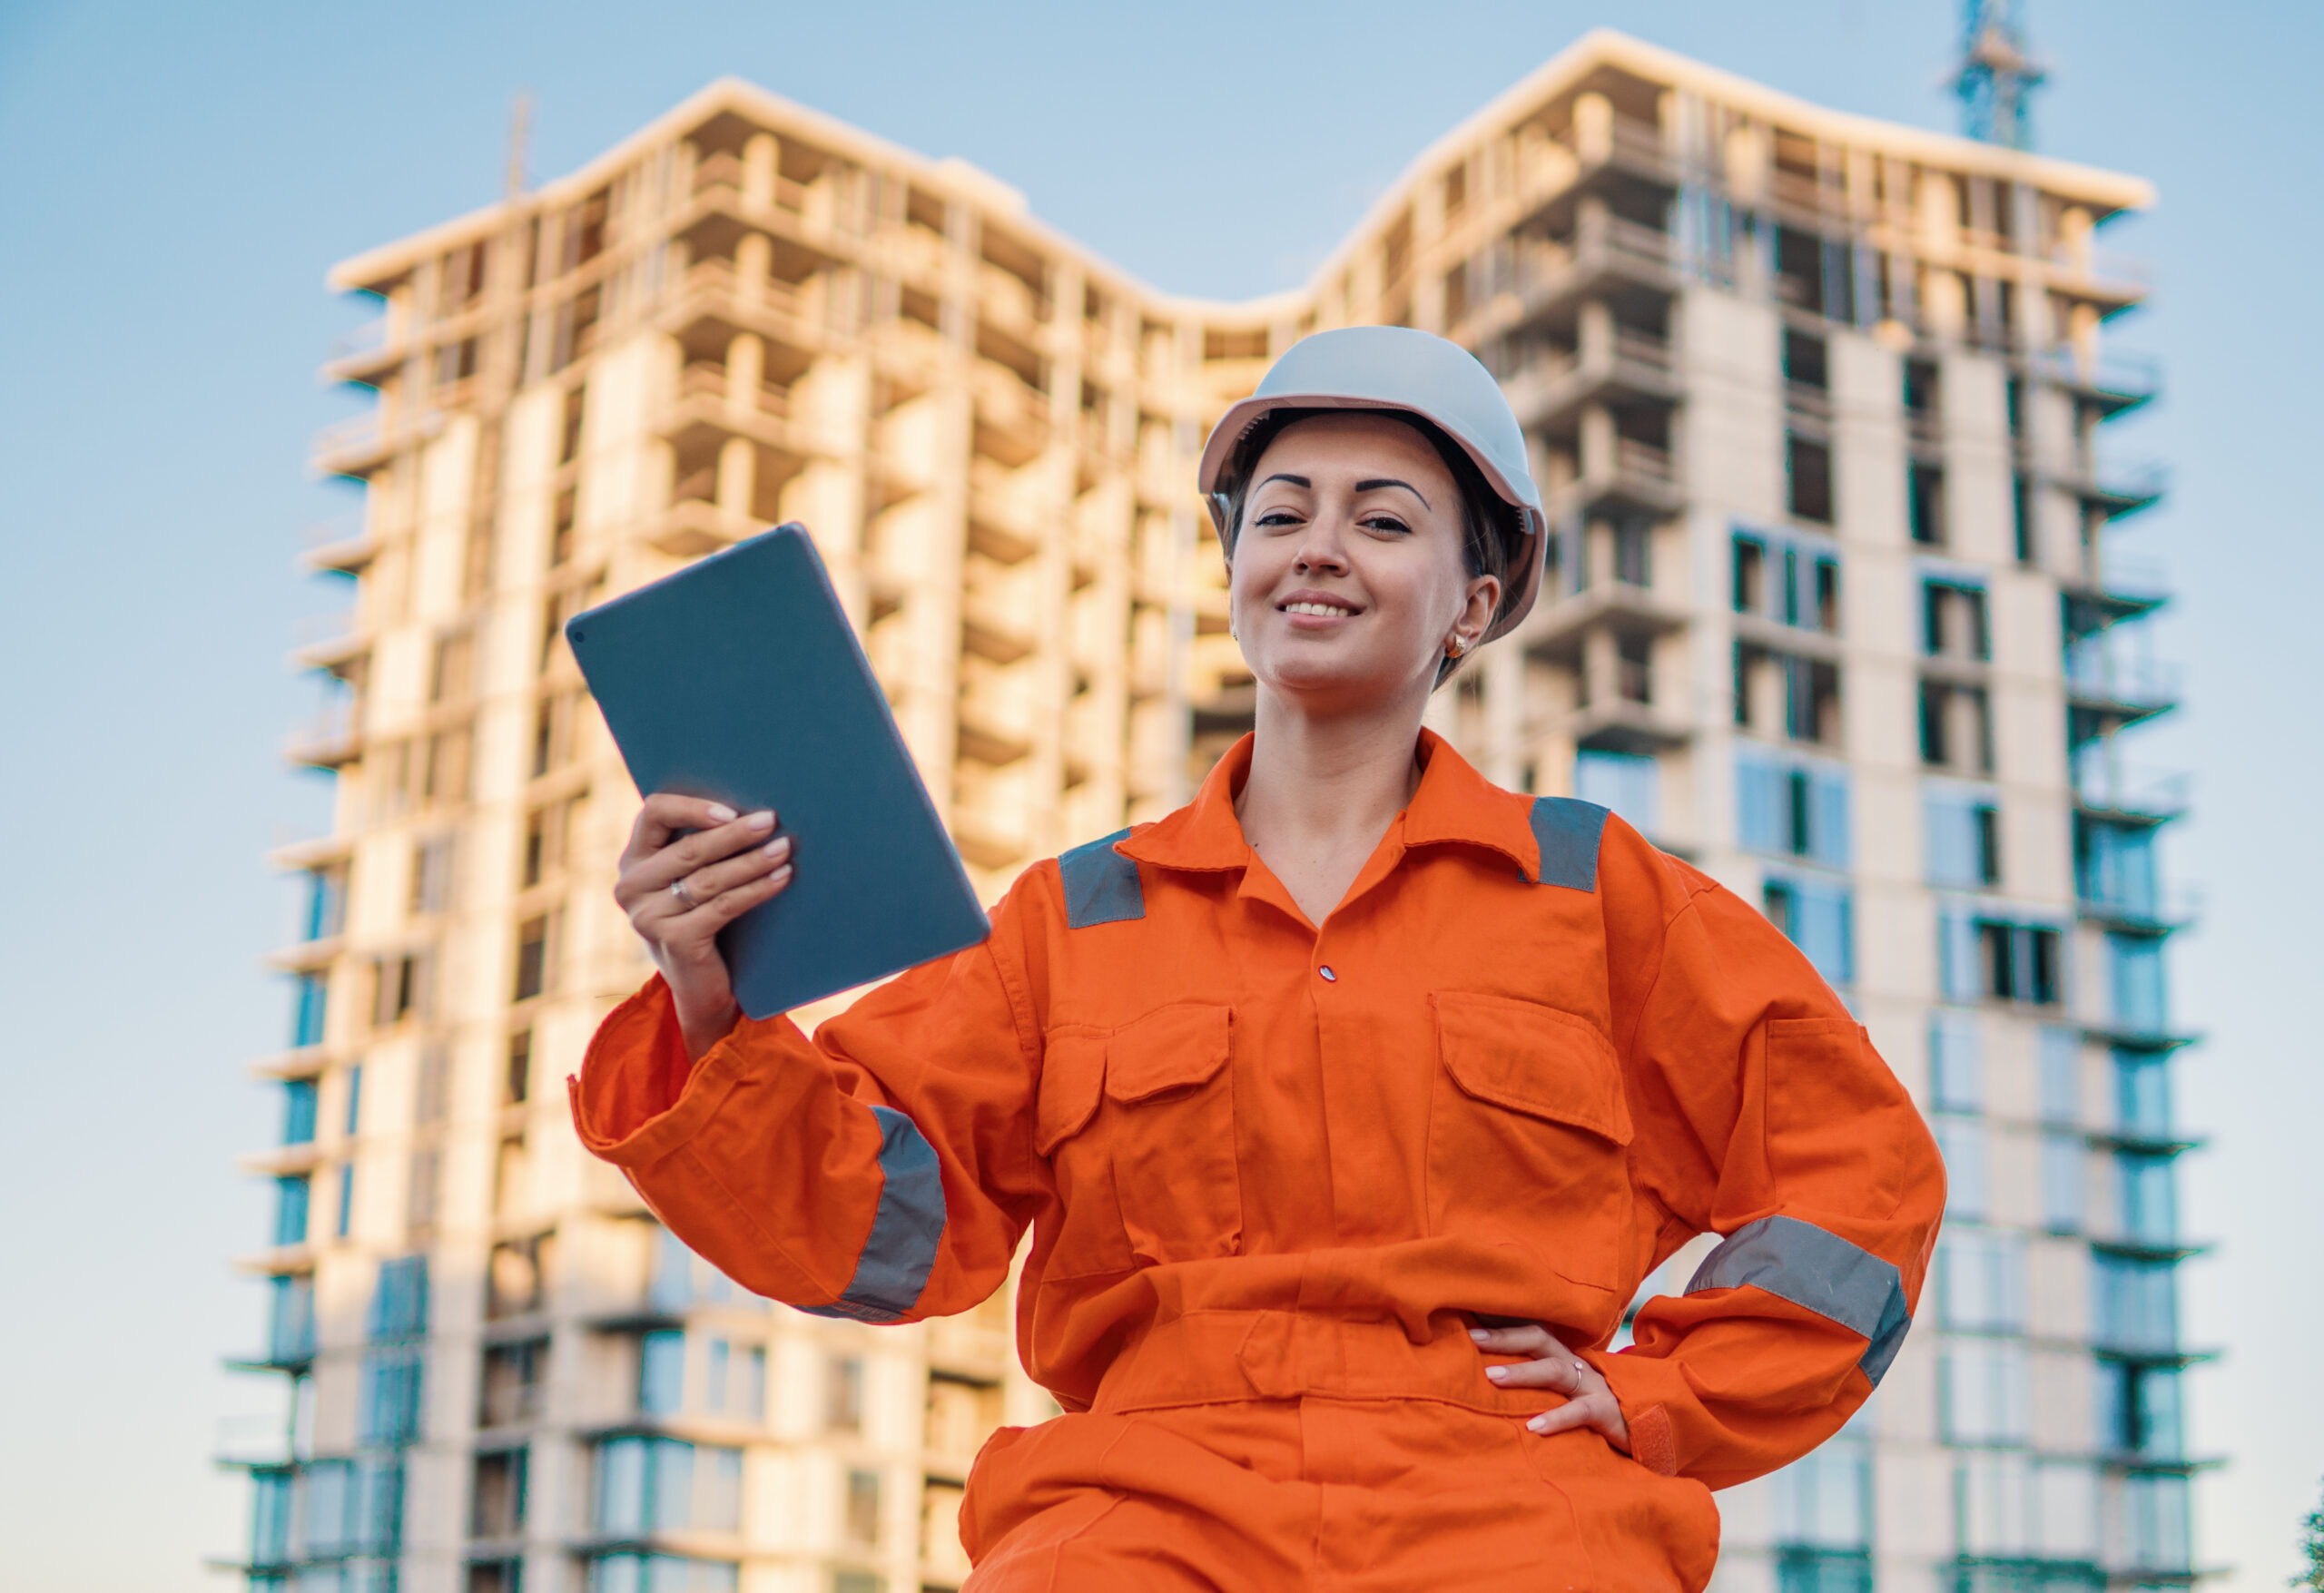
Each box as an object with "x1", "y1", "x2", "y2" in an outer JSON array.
[{"x1": 1196, "y1": 393, "x2": 1547, "y2": 643}]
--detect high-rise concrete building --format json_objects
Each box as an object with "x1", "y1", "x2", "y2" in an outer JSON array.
[{"x1": 231, "y1": 30, "x2": 2199, "y2": 1593}]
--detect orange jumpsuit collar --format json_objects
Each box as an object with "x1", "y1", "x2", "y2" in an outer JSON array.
[{"x1": 1117, "y1": 728, "x2": 1544, "y2": 886}]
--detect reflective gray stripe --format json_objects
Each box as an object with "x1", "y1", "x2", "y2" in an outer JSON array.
[
  {"x1": 799, "y1": 1106, "x2": 947, "y2": 1324},
  {"x1": 1059, "y1": 829, "x2": 1144, "y2": 928},
  {"x1": 1686, "y1": 1214, "x2": 1911, "y2": 1385},
  {"x1": 1529, "y1": 797, "x2": 1609, "y2": 891}
]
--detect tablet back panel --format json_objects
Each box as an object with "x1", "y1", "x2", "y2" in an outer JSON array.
[{"x1": 566, "y1": 524, "x2": 990, "y2": 1019}]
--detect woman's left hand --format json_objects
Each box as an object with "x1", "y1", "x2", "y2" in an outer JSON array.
[{"x1": 1471, "y1": 1323, "x2": 1632, "y2": 1451}]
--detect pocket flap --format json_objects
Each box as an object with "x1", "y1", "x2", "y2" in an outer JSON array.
[
  {"x1": 1104, "y1": 1002, "x2": 1233, "y2": 1105},
  {"x1": 1433, "y1": 991, "x2": 1632, "y2": 1145},
  {"x1": 1035, "y1": 1033, "x2": 1106, "y2": 1155}
]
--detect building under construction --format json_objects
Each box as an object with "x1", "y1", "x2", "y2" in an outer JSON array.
[{"x1": 229, "y1": 28, "x2": 2201, "y2": 1593}]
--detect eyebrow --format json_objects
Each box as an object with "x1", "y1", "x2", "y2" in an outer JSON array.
[
  {"x1": 1355, "y1": 477, "x2": 1431, "y2": 508},
  {"x1": 1256, "y1": 472, "x2": 1433, "y2": 509}
]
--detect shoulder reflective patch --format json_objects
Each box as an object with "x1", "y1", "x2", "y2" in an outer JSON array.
[
  {"x1": 1686, "y1": 1214, "x2": 1911, "y2": 1385},
  {"x1": 799, "y1": 1105, "x2": 947, "y2": 1325},
  {"x1": 1529, "y1": 797, "x2": 1610, "y2": 891},
  {"x1": 1059, "y1": 829, "x2": 1144, "y2": 928}
]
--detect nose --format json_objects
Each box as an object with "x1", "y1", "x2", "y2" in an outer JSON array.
[{"x1": 1291, "y1": 512, "x2": 1352, "y2": 575}]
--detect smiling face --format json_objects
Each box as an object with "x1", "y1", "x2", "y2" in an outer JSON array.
[{"x1": 1226, "y1": 412, "x2": 1502, "y2": 716}]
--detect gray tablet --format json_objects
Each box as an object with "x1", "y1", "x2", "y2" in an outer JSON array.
[{"x1": 566, "y1": 523, "x2": 990, "y2": 1018}]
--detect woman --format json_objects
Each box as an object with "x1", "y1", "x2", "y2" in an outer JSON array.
[{"x1": 573, "y1": 327, "x2": 1945, "y2": 1590}]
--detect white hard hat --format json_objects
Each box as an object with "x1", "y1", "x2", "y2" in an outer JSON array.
[{"x1": 1197, "y1": 326, "x2": 1547, "y2": 641}]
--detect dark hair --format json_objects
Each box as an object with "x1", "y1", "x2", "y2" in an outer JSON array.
[{"x1": 1210, "y1": 407, "x2": 1526, "y2": 683}]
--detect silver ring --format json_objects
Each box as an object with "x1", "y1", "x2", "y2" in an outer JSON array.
[{"x1": 670, "y1": 876, "x2": 697, "y2": 909}]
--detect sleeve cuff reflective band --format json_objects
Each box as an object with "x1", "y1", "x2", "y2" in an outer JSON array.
[
  {"x1": 1687, "y1": 1214, "x2": 1910, "y2": 1385},
  {"x1": 798, "y1": 1105, "x2": 947, "y2": 1323}
]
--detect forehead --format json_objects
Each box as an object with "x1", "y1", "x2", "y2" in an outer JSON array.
[{"x1": 1251, "y1": 411, "x2": 1450, "y2": 489}]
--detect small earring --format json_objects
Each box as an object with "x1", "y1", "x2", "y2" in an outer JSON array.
[{"x1": 1445, "y1": 637, "x2": 1467, "y2": 659}]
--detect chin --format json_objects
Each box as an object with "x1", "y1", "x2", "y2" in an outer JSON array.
[{"x1": 1259, "y1": 654, "x2": 1413, "y2": 709}]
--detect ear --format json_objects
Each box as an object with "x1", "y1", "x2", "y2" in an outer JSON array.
[{"x1": 1457, "y1": 572, "x2": 1503, "y2": 643}]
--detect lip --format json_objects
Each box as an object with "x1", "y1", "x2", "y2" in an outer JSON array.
[{"x1": 1275, "y1": 588, "x2": 1363, "y2": 626}]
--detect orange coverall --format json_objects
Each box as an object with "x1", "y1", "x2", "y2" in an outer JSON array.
[{"x1": 573, "y1": 732, "x2": 1945, "y2": 1590}]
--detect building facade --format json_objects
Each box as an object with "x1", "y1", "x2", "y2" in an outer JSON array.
[{"x1": 231, "y1": 30, "x2": 2201, "y2": 1593}]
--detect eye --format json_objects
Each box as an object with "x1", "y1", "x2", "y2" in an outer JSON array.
[
  {"x1": 1253, "y1": 509, "x2": 1303, "y2": 529},
  {"x1": 1359, "y1": 514, "x2": 1413, "y2": 535}
]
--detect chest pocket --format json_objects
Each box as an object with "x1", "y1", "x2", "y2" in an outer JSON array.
[
  {"x1": 1428, "y1": 991, "x2": 1633, "y2": 1293},
  {"x1": 1035, "y1": 1002, "x2": 1241, "y2": 1274}
]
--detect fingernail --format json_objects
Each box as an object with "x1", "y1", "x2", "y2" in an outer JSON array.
[
  {"x1": 1469, "y1": 1329, "x2": 1490, "y2": 1342},
  {"x1": 763, "y1": 836, "x2": 791, "y2": 859},
  {"x1": 1485, "y1": 1365, "x2": 1508, "y2": 1381},
  {"x1": 1526, "y1": 1417, "x2": 1547, "y2": 1433},
  {"x1": 706, "y1": 803, "x2": 738, "y2": 822},
  {"x1": 746, "y1": 811, "x2": 775, "y2": 830},
  {"x1": 769, "y1": 864, "x2": 793, "y2": 882}
]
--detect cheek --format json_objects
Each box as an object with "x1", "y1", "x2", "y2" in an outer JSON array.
[
  {"x1": 1362, "y1": 556, "x2": 1453, "y2": 634},
  {"x1": 1228, "y1": 539, "x2": 1287, "y2": 606}
]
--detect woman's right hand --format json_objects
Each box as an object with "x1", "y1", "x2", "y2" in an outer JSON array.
[{"x1": 614, "y1": 794, "x2": 795, "y2": 1062}]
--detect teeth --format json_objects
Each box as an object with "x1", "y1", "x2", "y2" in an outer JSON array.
[{"x1": 1284, "y1": 602, "x2": 1353, "y2": 616}]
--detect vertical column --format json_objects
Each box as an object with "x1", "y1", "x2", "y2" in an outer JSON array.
[
  {"x1": 734, "y1": 233, "x2": 771, "y2": 312},
  {"x1": 1027, "y1": 258, "x2": 1083, "y2": 856},
  {"x1": 1577, "y1": 299, "x2": 1614, "y2": 373},
  {"x1": 724, "y1": 332, "x2": 764, "y2": 420},
  {"x1": 1480, "y1": 642, "x2": 1528, "y2": 791},
  {"x1": 1571, "y1": 92, "x2": 1613, "y2": 165},
  {"x1": 742, "y1": 132, "x2": 777, "y2": 208},
  {"x1": 715, "y1": 436, "x2": 756, "y2": 523}
]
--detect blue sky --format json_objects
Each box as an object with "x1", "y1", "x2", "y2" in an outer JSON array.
[{"x1": 2, "y1": 2, "x2": 2316, "y2": 1587}]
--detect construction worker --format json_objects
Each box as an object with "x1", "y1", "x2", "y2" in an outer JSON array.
[{"x1": 573, "y1": 327, "x2": 1945, "y2": 1589}]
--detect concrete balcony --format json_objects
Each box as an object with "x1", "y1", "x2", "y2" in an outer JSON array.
[
  {"x1": 2033, "y1": 345, "x2": 2160, "y2": 419},
  {"x1": 656, "y1": 257, "x2": 823, "y2": 372},
  {"x1": 310, "y1": 408, "x2": 441, "y2": 480},
  {"x1": 284, "y1": 702, "x2": 361, "y2": 770},
  {"x1": 643, "y1": 497, "x2": 755, "y2": 559},
  {"x1": 956, "y1": 663, "x2": 1039, "y2": 768},
  {"x1": 322, "y1": 311, "x2": 399, "y2": 387},
  {"x1": 978, "y1": 261, "x2": 1049, "y2": 340},
  {"x1": 1503, "y1": 328, "x2": 1679, "y2": 435},
  {"x1": 2078, "y1": 1014, "x2": 2198, "y2": 1055},
  {"x1": 1519, "y1": 579, "x2": 1689, "y2": 667},
  {"x1": 245, "y1": 1042, "x2": 336, "y2": 1083},
  {"x1": 1459, "y1": 214, "x2": 1679, "y2": 346},
  {"x1": 2076, "y1": 880, "x2": 2201, "y2": 937},
  {"x1": 232, "y1": 1239, "x2": 322, "y2": 1277},
  {"x1": 971, "y1": 359, "x2": 1049, "y2": 467},
  {"x1": 289, "y1": 610, "x2": 365, "y2": 678},
  {"x1": 969, "y1": 462, "x2": 1044, "y2": 565},
  {"x1": 1562, "y1": 696, "x2": 1692, "y2": 755},
  {"x1": 2065, "y1": 653, "x2": 2181, "y2": 741},
  {"x1": 2073, "y1": 761, "x2": 2188, "y2": 825},
  {"x1": 2085, "y1": 1212, "x2": 2210, "y2": 1261},
  {"x1": 1557, "y1": 115, "x2": 1679, "y2": 192},
  {"x1": 1547, "y1": 437, "x2": 1682, "y2": 520},
  {"x1": 960, "y1": 591, "x2": 1037, "y2": 665},
  {"x1": 2045, "y1": 241, "x2": 2151, "y2": 316},
  {"x1": 655, "y1": 361, "x2": 803, "y2": 461},
  {"x1": 300, "y1": 512, "x2": 379, "y2": 576},
  {"x1": 262, "y1": 932, "x2": 344, "y2": 976},
  {"x1": 2061, "y1": 563, "x2": 2169, "y2": 636},
  {"x1": 677, "y1": 152, "x2": 848, "y2": 267},
  {"x1": 2051, "y1": 457, "x2": 2166, "y2": 521},
  {"x1": 237, "y1": 1142, "x2": 327, "y2": 1179}
]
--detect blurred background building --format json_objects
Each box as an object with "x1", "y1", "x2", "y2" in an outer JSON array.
[{"x1": 228, "y1": 26, "x2": 2201, "y2": 1593}]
